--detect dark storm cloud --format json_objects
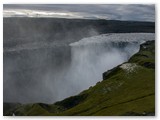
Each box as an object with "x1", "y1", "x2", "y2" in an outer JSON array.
[{"x1": 3, "y1": 4, "x2": 155, "y2": 21}]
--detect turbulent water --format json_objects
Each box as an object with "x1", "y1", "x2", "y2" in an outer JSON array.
[{"x1": 3, "y1": 33, "x2": 155, "y2": 104}]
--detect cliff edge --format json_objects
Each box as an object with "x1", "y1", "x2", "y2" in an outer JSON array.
[{"x1": 4, "y1": 40, "x2": 155, "y2": 116}]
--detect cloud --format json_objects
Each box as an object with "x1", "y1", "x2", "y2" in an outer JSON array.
[{"x1": 3, "y1": 4, "x2": 155, "y2": 22}]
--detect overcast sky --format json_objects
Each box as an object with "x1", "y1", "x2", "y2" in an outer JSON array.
[{"x1": 3, "y1": 4, "x2": 155, "y2": 22}]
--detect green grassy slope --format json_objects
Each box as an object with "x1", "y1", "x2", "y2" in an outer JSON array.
[{"x1": 4, "y1": 40, "x2": 155, "y2": 116}]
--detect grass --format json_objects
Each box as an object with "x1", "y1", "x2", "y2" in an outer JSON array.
[{"x1": 54, "y1": 65, "x2": 154, "y2": 116}]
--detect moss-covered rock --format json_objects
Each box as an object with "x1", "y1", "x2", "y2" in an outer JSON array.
[{"x1": 129, "y1": 40, "x2": 155, "y2": 68}]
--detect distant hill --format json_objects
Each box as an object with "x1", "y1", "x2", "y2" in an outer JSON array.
[{"x1": 3, "y1": 18, "x2": 155, "y2": 48}]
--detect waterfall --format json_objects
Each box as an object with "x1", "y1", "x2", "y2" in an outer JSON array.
[
  {"x1": 63, "y1": 33, "x2": 155, "y2": 97},
  {"x1": 3, "y1": 33, "x2": 155, "y2": 103}
]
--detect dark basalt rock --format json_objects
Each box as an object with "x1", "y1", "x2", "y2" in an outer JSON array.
[
  {"x1": 103, "y1": 66, "x2": 121, "y2": 80},
  {"x1": 54, "y1": 93, "x2": 88, "y2": 109},
  {"x1": 143, "y1": 62, "x2": 155, "y2": 69}
]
